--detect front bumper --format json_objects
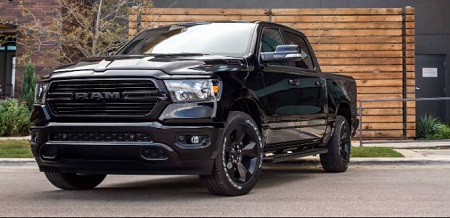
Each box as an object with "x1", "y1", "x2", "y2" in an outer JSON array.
[{"x1": 30, "y1": 122, "x2": 222, "y2": 175}]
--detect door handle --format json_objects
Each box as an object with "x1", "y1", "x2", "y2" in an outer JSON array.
[
  {"x1": 288, "y1": 79, "x2": 300, "y2": 85},
  {"x1": 315, "y1": 81, "x2": 324, "y2": 87}
]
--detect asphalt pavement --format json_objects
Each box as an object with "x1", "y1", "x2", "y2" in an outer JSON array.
[
  {"x1": 1, "y1": 164, "x2": 449, "y2": 217},
  {"x1": 1, "y1": 138, "x2": 450, "y2": 216}
]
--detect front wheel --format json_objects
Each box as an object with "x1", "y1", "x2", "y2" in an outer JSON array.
[
  {"x1": 200, "y1": 111, "x2": 264, "y2": 196},
  {"x1": 44, "y1": 172, "x2": 106, "y2": 190},
  {"x1": 320, "y1": 115, "x2": 351, "y2": 172}
]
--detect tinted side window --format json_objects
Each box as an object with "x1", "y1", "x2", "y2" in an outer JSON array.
[
  {"x1": 261, "y1": 29, "x2": 283, "y2": 52},
  {"x1": 284, "y1": 31, "x2": 315, "y2": 70}
]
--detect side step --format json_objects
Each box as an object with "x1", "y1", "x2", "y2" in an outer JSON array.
[{"x1": 263, "y1": 148, "x2": 328, "y2": 164}]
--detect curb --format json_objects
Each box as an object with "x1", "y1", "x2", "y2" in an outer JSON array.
[
  {"x1": 265, "y1": 157, "x2": 450, "y2": 167},
  {"x1": 0, "y1": 158, "x2": 37, "y2": 167},
  {"x1": 1, "y1": 158, "x2": 450, "y2": 167}
]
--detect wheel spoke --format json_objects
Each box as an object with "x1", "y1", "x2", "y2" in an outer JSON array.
[
  {"x1": 234, "y1": 125, "x2": 248, "y2": 144},
  {"x1": 237, "y1": 162, "x2": 253, "y2": 183},
  {"x1": 340, "y1": 149, "x2": 348, "y2": 158},
  {"x1": 226, "y1": 160, "x2": 234, "y2": 170},
  {"x1": 341, "y1": 137, "x2": 350, "y2": 144},
  {"x1": 241, "y1": 141, "x2": 257, "y2": 158}
]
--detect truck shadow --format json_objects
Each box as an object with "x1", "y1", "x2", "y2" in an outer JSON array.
[{"x1": 28, "y1": 161, "x2": 328, "y2": 201}]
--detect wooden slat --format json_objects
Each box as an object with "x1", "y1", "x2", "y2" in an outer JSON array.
[
  {"x1": 405, "y1": 7, "x2": 414, "y2": 15},
  {"x1": 140, "y1": 15, "x2": 269, "y2": 22},
  {"x1": 303, "y1": 29, "x2": 402, "y2": 36},
  {"x1": 313, "y1": 43, "x2": 403, "y2": 51},
  {"x1": 316, "y1": 51, "x2": 402, "y2": 58},
  {"x1": 407, "y1": 131, "x2": 416, "y2": 138},
  {"x1": 286, "y1": 22, "x2": 402, "y2": 29},
  {"x1": 357, "y1": 87, "x2": 401, "y2": 94},
  {"x1": 271, "y1": 8, "x2": 403, "y2": 15},
  {"x1": 361, "y1": 123, "x2": 416, "y2": 130},
  {"x1": 321, "y1": 65, "x2": 403, "y2": 72},
  {"x1": 138, "y1": 8, "x2": 270, "y2": 15},
  {"x1": 318, "y1": 58, "x2": 404, "y2": 65},
  {"x1": 359, "y1": 130, "x2": 404, "y2": 138},
  {"x1": 361, "y1": 116, "x2": 415, "y2": 123},
  {"x1": 405, "y1": 15, "x2": 414, "y2": 22},
  {"x1": 358, "y1": 94, "x2": 403, "y2": 100},
  {"x1": 405, "y1": 22, "x2": 414, "y2": 28},
  {"x1": 272, "y1": 15, "x2": 403, "y2": 23},
  {"x1": 360, "y1": 102, "x2": 404, "y2": 108},
  {"x1": 329, "y1": 72, "x2": 403, "y2": 79},
  {"x1": 360, "y1": 108, "x2": 403, "y2": 116},
  {"x1": 308, "y1": 36, "x2": 403, "y2": 44}
]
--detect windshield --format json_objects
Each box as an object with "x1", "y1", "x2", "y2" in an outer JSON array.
[{"x1": 118, "y1": 23, "x2": 256, "y2": 57}]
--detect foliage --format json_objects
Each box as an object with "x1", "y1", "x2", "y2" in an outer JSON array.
[
  {"x1": 0, "y1": 140, "x2": 33, "y2": 158},
  {"x1": 20, "y1": 64, "x2": 37, "y2": 109},
  {"x1": 432, "y1": 126, "x2": 450, "y2": 140},
  {"x1": 0, "y1": 99, "x2": 31, "y2": 137},
  {"x1": 416, "y1": 114, "x2": 446, "y2": 139},
  {"x1": 351, "y1": 147, "x2": 403, "y2": 158},
  {"x1": 18, "y1": 0, "x2": 153, "y2": 66}
]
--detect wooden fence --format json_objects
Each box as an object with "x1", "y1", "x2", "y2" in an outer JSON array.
[{"x1": 130, "y1": 7, "x2": 416, "y2": 140}]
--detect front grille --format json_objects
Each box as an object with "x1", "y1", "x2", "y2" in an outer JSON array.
[
  {"x1": 46, "y1": 79, "x2": 161, "y2": 116},
  {"x1": 49, "y1": 132, "x2": 153, "y2": 142}
]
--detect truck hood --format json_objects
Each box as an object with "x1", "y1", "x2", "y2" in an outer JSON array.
[{"x1": 51, "y1": 54, "x2": 249, "y2": 76}]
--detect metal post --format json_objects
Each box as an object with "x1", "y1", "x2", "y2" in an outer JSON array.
[{"x1": 359, "y1": 101, "x2": 363, "y2": 147}]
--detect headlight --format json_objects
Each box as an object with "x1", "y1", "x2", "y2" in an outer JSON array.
[
  {"x1": 34, "y1": 82, "x2": 48, "y2": 104},
  {"x1": 164, "y1": 79, "x2": 222, "y2": 103}
]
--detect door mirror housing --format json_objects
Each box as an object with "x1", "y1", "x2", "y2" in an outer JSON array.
[{"x1": 260, "y1": 45, "x2": 303, "y2": 63}]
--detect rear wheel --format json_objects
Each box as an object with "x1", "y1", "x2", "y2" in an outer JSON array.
[
  {"x1": 320, "y1": 115, "x2": 351, "y2": 172},
  {"x1": 44, "y1": 172, "x2": 106, "y2": 190},
  {"x1": 200, "y1": 111, "x2": 264, "y2": 196}
]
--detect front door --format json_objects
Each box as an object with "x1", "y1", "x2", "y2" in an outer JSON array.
[
  {"x1": 259, "y1": 28, "x2": 302, "y2": 145},
  {"x1": 282, "y1": 30, "x2": 328, "y2": 141},
  {"x1": 415, "y1": 55, "x2": 447, "y2": 122}
]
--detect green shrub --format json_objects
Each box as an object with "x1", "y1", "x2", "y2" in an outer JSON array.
[
  {"x1": 433, "y1": 126, "x2": 450, "y2": 140},
  {"x1": 20, "y1": 64, "x2": 37, "y2": 109},
  {"x1": 0, "y1": 98, "x2": 31, "y2": 137},
  {"x1": 416, "y1": 114, "x2": 445, "y2": 139}
]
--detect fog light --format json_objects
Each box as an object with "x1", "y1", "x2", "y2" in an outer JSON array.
[
  {"x1": 31, "y1": 133, "x2": 38, "y2": 143},
  {"x1": 190, "y1": 136, "x2": 200, "y2": 144},
  {"x1": 41, "y1": 146, "x2": 58, "y2": 160},
  {"x1": 141, "y1": 147, "x2": 168, "y2": 160}
]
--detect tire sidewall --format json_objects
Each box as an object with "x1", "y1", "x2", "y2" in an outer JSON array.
[
  {"x1": 218, "y1": 112, "x2": 264, "y2": 194},
  {"x1": 333, "y1": 116, "x2": 351, "y2": 168}
]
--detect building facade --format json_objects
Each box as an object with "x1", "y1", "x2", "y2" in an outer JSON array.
[{"x1": 0, "y1": 0, "x2": 60, "y2": 98}]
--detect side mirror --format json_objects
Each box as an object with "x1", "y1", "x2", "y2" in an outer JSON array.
[{"x1": 260, "y1": 45, "x2": 303, "y2": 63}]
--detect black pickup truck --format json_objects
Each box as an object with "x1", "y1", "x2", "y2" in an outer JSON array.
[{"x1": 31, "y1": 21, "x2": 358, "y2": 196}]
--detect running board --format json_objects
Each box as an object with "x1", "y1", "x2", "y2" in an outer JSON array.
[{"x1": 263, "y1": 148, "x2": 328, "y2": 163}]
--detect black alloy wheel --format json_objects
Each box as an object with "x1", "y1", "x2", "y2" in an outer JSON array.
[
  {"x1": 320, "y1": 115, "x2": 351, "y2": 172},
  {"x1": 200, "y1": 111, "x2": 263, "y2": 196},
  {"x1": 224, "y1": 124, "x2": 259, "y2": 184}
]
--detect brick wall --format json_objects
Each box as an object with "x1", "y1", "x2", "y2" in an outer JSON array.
[{"x1": 0, "y1": 0, "x2": 60, "y2": 97}]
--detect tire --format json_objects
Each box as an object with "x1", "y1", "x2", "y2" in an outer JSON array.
[
  {"x1": 44, "y1": 172, "x2": 106, "y2": 190},
  {"x1": 320, "y1": 115, "x2": 351, "y2": 172},
  {"x1": 200, "y1": 111, "x2": 264, "y2": 196}
]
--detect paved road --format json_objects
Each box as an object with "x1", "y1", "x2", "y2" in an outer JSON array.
[{"x1": 1, "y1": 163, "x2": 450, "y2": 217}]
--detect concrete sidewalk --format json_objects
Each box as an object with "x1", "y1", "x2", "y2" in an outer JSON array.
[
  {"x1": 0, "y1": 136, "x2": 30, "y2": 141},
  {"x1": 352, "y1": 140, "x2": 450, "y2": 148}
]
